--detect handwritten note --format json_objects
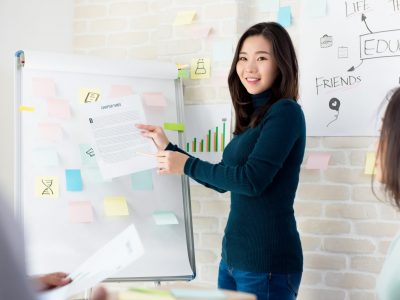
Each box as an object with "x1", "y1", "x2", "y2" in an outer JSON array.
[
  {"x1": 364, "y1": 152, "x2": 377, "y2": 175},
  {"x1": 278, "y1": 6, "x2": 292, "y2": 27},
  {"x1": 131, "y1": 170, "x2": 153, "y2": 191},
  {"x1": 153, "y1": 211, "x2": 179, "y2": 225},
  {"x1": 32, "y1": 78, "x2": 56, "y2": 98},
  {"x1": 66, "y1": 169, "x2": 83, "y2": 192},
  {"x1": 69, "y1": 201, "x2": 94, "y2": 223},
  {"x1": 47, "y1": 98, "x2": 71, "y2": 119},
  {"x1": 305, "y1": 152, "x2": 331, "y2": 170},
  {"x1": 104, "y1": 196, "x2": 129, "y2": 216},
  {"x1": 35, "y1": 176, "x2": 59, "y2": 199},
  {"x1": 191, "y1": 58, "x2": 211, "y2": 79},
  {"x1": 142, "y1": 93, "x2": 167, "y2": 108},
  {"x1": 174, "y1": 11, "x2": 196, "y2": 26}
]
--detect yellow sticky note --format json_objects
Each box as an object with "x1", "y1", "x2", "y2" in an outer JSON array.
[
  {"x1": 19, "y1": 105, "x2": 35, "y2": 112},
  {"x1": 364, "y1": 152, "x2": 377, "y2": 175},
  {"x1": 164, "y1": 122, "x2": 185, "y2": 132},
  {"x1": 79, "y1": 88, "x2": 101, "y2": 103},
  {"x1": 35, "y1": 176, "x2": 59, "y2": 199},
  {"x1": 104, "y1": 196, "x2": 129, "y2": 216},
  {"x1": 173, "y1": 10, "x2": 196, "y2": 26},
  {"x1": 191, "y1": 58, "x2": 210, "y2": 79}
]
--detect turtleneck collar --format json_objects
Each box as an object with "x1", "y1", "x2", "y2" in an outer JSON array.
[{"x1": 251, "y1": 89, "x2": 272, "y2": 109}]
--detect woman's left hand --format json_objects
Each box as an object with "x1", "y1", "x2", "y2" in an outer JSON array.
[
  {"x1": 156, "y1": 151, "x2": 189, "y2": 175},
  {"x1": 34, "y1": 272, "x2": 72, "y2": 291}
]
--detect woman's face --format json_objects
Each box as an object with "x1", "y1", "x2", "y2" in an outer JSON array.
[{"x1": 236, "y1": 35, "x2": 279, "y2": 95}]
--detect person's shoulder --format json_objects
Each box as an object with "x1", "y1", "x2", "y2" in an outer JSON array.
[{"x1": 269, "y1": 98, "x2": 303, "y2": 116}]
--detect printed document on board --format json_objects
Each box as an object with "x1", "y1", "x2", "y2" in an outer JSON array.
[{"x1": 85, "y1": 94, "x2": 157, "y2": 179}]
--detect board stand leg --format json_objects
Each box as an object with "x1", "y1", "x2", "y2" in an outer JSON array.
[
  {"x1": 154, "y1": 281, "x2": 161, "y2": 287},
  {"x1": 82, "y1": 288, "x2": 92, "y2": 300}
]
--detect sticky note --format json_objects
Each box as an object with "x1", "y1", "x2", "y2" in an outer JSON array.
[
  {"x1": 69, "y1": 201, "x2": 94, "y2": 223},
  {"x1": 178, "y1": 69, "x2": 189, "y2": 78},
  {"x1": 120, "y1": 290, "x2": 175, "y2": 300},
  {"x1": 109, "y1": 85, "x2": 134, "y2": 98},
  {"x1": 173, "y1": 10, "x2": 196, "y2": 26},
  {"x1": 192, "y1": 25, "x2": 212, "y2": 38},
  {"x1": 79, "y1": 88, "x2": 101, "y2": 103},
  {"x1": 259, "y1": 0, "x2": 279, "y2": 12},
  {"x1": 305, "y1": 152, "x2": 331, "y2": 170},
  {"x1": 35, "y1": 176, "x2": 59, "y2": 198},
  {"x1": 80, "y1": 144, "x2": 97, "y2": 167},
  {"x1": 153, "y1": 211, "x2": 179, "y2": 225},
  {"x1": 164, "y1": 122, "x2": 185, "y2": 132},
  {"x1": 305, "y1": 0, "x2": 327, "y2": 18},
  {"x1": 19, "y1": 105, "x2": 35, "y2": 112},
  {"x1": 364, "y1": 152, "x2": 377, "y2": 175},
  {"x1": 33, "y1": 147, "x2": 59, "y2": 167},
  {"x1": 142, "y1": 93, "x2": 167, "y2": 108},
  {"x1": 37, "y1": 123, "x2": 63, "y2": 141},
  {"x1": 131, "y1": 170, "x2": 153, "y2": 190},
  {"x1": 170, "y1": 289, "x2": 225, "y2": 299},
  {"x1": 191, "y1": 58, "x2": 210, "y2": 79},
  {"x1": 213, "y1": 40, "x2": 233, "y2": 62},
  {"x1": 47, "y1": 98, "x2": 71, "y2": 119},
  {"x1": 65, "y1": 169, "x2": 83, "y2": 192},
  {"x1": 104, "y1": 196, "x2": 129, "y2": 216},
  {"x1": 278, "y1": 6, "x2": 292, "y2": 27},
  {"x1": 32, "y1": 78, "x2": 56, "y2": 98},
  {"x1": 83, "y1": 168, "x2": 111, "y2": 183}
]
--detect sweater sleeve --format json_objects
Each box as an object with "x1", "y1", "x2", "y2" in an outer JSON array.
[
  {"x1": 184, "y1": 100, "x2": 304, "y2": 197},
  {"x1": 165, "y1": 143, "x2": 228, "y2": 193}
]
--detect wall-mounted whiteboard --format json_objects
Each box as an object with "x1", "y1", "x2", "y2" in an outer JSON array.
[
  {"x1": 14, "y1": 50, "x2": 195, "y2": 282},
  {"x1": 299, "y1": 0, "x2": 399, "y2": 136}
]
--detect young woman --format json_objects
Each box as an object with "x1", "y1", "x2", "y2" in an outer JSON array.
[
  {"x1": 375, "y1": 87, "x2": 400, "y2": 300},
  {"x1": 137, "y1": 22, "x2": 305, "y2": 300}
]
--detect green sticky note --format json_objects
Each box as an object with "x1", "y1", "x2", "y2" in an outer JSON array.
[
  {"x1": 178, "y1": 69, "x2": 189, "y2": 78},
  {"x1": 131, "y1": 170, "x2": 153, "y2": 191},
  {"x1": 153, "y1": 211, "x2": 179, "y2": 225},
  {"x1": 80, "y1": 144, "x2": 97, "y2": 167},
  {"x1": 164, "y1": 122, "x2": 185, "y2": 132}
]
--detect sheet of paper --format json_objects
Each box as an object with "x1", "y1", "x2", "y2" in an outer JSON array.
[
  {"x1": 47, "y1": 98, "x2": 71, "y2": 119},
  {"x1": 142, "y1": 92, "x2": 167, "y2": 108},
  {"x1": 104, "y1": 196, "x2": 129, "y2": 216},
  {"x1": 37, "y1": 123, "x2": 63, "y2": 141},
  {"x1": 191, "y1": 58, "x2": 210, "y2": 79},
  {"x1": 278, "y1": 6, "x2": 292, "y2": 27},
  {"x1": 80, "y1": 87, "x2": 101, "y2": 104},
  {"x1": 170, "y1": 288, "x2": 226, "y2": 299},
  {"x1": 38, "y1": 224, "x2": 144, "y2": 300},
  {"x1": 79, "y1": 144, "x2": 97, "y2": 167},
  {"x1": 33, "y1": 147, "x2": 59, "y2": 167},
  {"x1": 85, "y1": 94, "x2": 157, "y2": 179},
  {"x1": 153, "y1": 211, "x2": 179, "y2": 225},
  {"x1": 305, "y1": 0, "x2": 327, "y2": 18},
  {"x1": 32, "y1": 78, "x2": 56, "y2": 98},
  {"x1": 68, "y1": 201, "x2": 94, "y2": 223},
  {"x1": 35, "y1": 176, "x2": 59, "y2": 199},
  {"x1": 259, "y1": 0, "x2": 279, "y2": 12},
  {"x1": 364, "y1": 152, "x2": 377, "y2": 175},
  {"x1": 65, "y1": 169, "x2": 83, "y2": 192},
  {"x1": 131, "y1": 170, "x2": 153, "y2": 191},
  {"x1": 109, "y1": 85, "x2": 134, "y2": 98},
  {"x1": 305, "y1": 152, "x2": 331, "y2": 170},
  {"x1": 173, "y1": 10, "x2": 196, "y2": 26},
  {"x1": 164, "y1": 122, "x2": 185, "y2": 132}
]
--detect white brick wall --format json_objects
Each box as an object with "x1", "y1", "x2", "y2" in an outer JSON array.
[{"x1": 73, "y1": 1, "x2": 400, "y2": 299}]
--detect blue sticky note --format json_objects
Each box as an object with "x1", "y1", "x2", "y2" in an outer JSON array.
[
  {"x1": 65, "y1": 169, "x2": 83, "y2": 191},
  {"x1": 171, "y1": 289, "x2": 226, "y2": 299},
  {"x1": 79, "y1": 144, "x2": 97, "y2": 167},
  {"x1": 278, "y1": 6, "x2": 292, "y2": 27},
  {"x1": 153, "y1": 211, "x2": 179, "y2": 225},
  {"x1": 131, "y1": 170, "x2": 153, "y2": 190},
  {"x1": 260, "y1": 0, "x2": 279, "y2": 12},
  {"x1": 305, "y1": 0, "x2": 327, "y2": 18}
]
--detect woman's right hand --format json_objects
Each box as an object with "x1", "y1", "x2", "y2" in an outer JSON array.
[{"x1": 136, "y1": 124, "x2": 170, "y2": 151}]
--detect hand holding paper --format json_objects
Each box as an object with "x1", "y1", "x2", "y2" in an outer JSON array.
[
  {"x1": 156, "y1": 151, "x2": 189, "y2": 175},
  {"x1": 135, "y1": 124, "x2": 170, "y2": 151}
]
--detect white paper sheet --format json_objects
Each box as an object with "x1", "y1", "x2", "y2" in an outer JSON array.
[
  {"x1": 38, "y1": 224, "x2": 144, "y2": 300},
  {"x1": 85, "y1": 94, "x2": 157, "y2": 179}
]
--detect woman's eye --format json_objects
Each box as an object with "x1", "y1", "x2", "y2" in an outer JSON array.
[
  {"x1": 238, "y1": 57, "x2": 247, "y2": 61},
  {"x1": 257, "y1": 56, "x2": 267, "y2": 61}
]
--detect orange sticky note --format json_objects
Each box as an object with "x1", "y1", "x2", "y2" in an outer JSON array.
[
  {"x1": 47, "y1": 98, "x2": 71, "y2": 119},
  {"x1": 69, "y1": 201, "x2": 94, "y2": 223},
  {"x1": 37, "y1": 123, "x2": 63, "y2": 141},
  {"x1": 305, "y1": 152, "x2": 331, "y2": 170},
  {"x1": 32, "y1": 78, "x2": 56, "y2": 98},
  {"x1": 109, "y1": 85, "x2": 134, "y2": 98},
  {"x1": 142, "y1": 93, "x2": 167, "y2": 108}
]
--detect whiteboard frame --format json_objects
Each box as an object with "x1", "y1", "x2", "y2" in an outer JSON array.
[{"x1": 14, "y1": 50, "x2": 196, "y2": 282}]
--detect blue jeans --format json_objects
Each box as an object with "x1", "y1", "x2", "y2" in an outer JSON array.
[{"x1": 218, "y1": 259, "x2": 302, "y2": 300}]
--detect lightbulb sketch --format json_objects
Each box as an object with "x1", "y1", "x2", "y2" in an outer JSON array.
[{"x1": 326, "y1": 97, "x2": 341, "y2": 127}]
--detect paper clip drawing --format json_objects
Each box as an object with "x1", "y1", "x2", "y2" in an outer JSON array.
[{"x1": 326, "y1": 97, "x2": 341, "y2": 127}]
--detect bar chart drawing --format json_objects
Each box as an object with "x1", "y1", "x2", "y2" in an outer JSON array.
[{"x1": 184, "y1": 104, "x2": 231, "y2": 163}]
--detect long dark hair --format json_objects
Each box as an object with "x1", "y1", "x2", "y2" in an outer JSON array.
[
  {"x1": 375, "y1": 87, "x2": 400, "y2": 209},
  {"x1": 228, "y1": 22, "x2": 299, "y2": 135}
]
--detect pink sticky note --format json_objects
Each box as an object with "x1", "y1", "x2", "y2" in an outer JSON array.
[
  {"x1": 305, "y1": 152, "x2": 331, "y2": 170},
  {"x1": 47, "y1": 98, "x2": 71, "y2": 119},
  {"x1": 37, "y1": 123, "x2": 63, "y2": 141},
  {"x1": 142, "y1": 93, "x2": 167, "y2": 108},
  {"x1": 109, "y1": 85, "x2": 134, "y2": 98},
  {"x1": 68, "y1": 201, "x2": 94, "y2": 223},
  {"x1": 32, "y1": 78, "x2": 56, "y2": 98}
]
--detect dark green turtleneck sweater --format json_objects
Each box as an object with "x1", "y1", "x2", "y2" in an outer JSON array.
[{"x1": 167, "y1": 90, "x2": 305, "y2": 273}]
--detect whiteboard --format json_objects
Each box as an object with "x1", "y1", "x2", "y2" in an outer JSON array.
[
  {"x1": 298, "y1": 0, "x2": 399, "y2": 136},
  {"x1": 14, "y1": 50, "x2": 195, "y2": 282}
]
